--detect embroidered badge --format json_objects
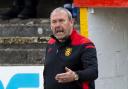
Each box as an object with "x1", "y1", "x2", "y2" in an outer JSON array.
[{"x1": 65, "y1": 48, "x2": 72, "y2": 56}]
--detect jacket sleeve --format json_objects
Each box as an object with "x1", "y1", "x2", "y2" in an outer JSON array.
[{"x1": 76, "y1": 43, "x2": 98, "y2": 82}]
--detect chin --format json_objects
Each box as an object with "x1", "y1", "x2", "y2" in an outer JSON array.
[
  {"x1": 56, "y1": 36, "x2": 63, "y2": 40},
  {"x1": 58, "y1": 38, "x2": 63, "y2": 40}
]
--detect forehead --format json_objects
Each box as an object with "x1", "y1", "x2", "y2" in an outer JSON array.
[{"x1": 51, "y1": 10, "x2": 68, "y2": 20}]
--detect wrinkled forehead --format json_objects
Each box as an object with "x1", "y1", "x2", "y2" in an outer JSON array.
[{"x1": 50, "y1": 10, "x2": 68, "y2": 19}]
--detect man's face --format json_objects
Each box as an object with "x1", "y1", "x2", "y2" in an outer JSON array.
[{"x1": 50, "y1": 10, "x2": 73, "y2": 41}]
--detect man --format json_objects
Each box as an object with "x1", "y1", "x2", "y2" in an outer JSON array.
[
  {"x1": 43, "y1": 7, "x2": 98, "y2": 89},
  {"x1": 0, "y1": 0, "x2": 39, "y2": 20}
]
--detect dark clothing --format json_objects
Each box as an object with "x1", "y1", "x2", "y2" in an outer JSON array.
[
  {"x1": 64, "y1": 0, "x2": 73, "y2": 4},
  {"x1": 44, "y1": 29, "x2": 98, "y2": 89},
  {"x1": 0, "y1": 0, "x2": 39, "y2": 20}
]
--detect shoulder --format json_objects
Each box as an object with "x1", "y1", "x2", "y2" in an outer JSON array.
[
  {"x1": 48, "y1": 38, "x2": 56, "y2": 44},
  {"x1": 71, "y1": 31, "x2": 93, "y2": 45}
]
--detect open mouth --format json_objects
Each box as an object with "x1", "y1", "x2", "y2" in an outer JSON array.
[{"x1": 55, "y1": 29, "x2": 64, "y2": 35}]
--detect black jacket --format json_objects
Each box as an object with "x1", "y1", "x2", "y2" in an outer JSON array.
[{"x1": 43, "y1": 29, "x2": 98, "y2": 89}]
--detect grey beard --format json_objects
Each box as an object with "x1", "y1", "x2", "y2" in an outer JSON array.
[{"x1": 55, "y1": 35, "x2": 69, "y2": 42}]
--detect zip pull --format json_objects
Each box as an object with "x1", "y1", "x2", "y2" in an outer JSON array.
[{"x1": 56, "y1": 49, "x2": 59, "y2": 54}]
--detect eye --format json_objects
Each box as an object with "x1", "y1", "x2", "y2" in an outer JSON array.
[
  {"x1": 59, "y1": 19, "x2": 65, "y2": 23},
  {"x1": 51, "y1": 20, "x2": 57, "y2": 24},
  {"x1": 59, "y1": 19, "x2": 67, "y2": 24}
]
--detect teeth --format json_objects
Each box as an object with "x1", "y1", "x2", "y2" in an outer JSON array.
[
  {"x1": 56, "y1": 30, "x2": 63, "y2": 33},
  {"x1": 56, "y1": 32, "x2": 63, "y2": 35},
  {"x1": 57, "y1": 32, "x2": 63, "y2": 34}
]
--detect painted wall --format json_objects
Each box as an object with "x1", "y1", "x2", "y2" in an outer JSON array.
[{"x1": 88, "y1": 8, "x2": 128, "y2": 89}]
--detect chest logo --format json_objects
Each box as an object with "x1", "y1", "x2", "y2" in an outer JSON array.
[{"x1": 65, "y1": 48, "x2": 72, "y2": 56}]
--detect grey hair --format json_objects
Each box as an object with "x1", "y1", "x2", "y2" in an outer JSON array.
[{"x1": 50, "y1": 7, "x2": 73, "y2": 20}]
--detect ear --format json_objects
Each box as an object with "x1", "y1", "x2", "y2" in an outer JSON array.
[{"x1": 70, "y1": 19, "x2": 74, "y2": 26}]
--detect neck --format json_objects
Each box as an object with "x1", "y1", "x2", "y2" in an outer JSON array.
[{"x1": 58, "y1": 37, "x2": 68, "y2": 43}]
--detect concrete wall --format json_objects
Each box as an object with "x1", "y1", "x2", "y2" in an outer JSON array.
[
  {"x1": 0, "y1": 19, "x2": 51, "y2": 64},
  {"x1": 88, "y1": 8, "x2": 128, "y2": 89}
]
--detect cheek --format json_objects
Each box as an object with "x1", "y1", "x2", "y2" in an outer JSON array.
[
  {"x1": 64, "y1": 24, "x2": 72, "y2": 30},
  {"x1": 51, "y1": 25, "x2": 54, "y2": 29},
  {"x1": 62, "y1": 24, "x2": 69, "y2": 29},
  {"x1": 51, "y1": 25, "x2": 56, "y2": 30},
  {"x1": 51, "y1": 27, "x2": 55, "y2": 33}
]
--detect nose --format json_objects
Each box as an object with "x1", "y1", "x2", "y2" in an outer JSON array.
[
  {"x1": 55, "y1": 21, "x2": 61, "y2": 26},
  {"x1": 53, "y1": 22, "x2": 62, "y2": 28}
]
